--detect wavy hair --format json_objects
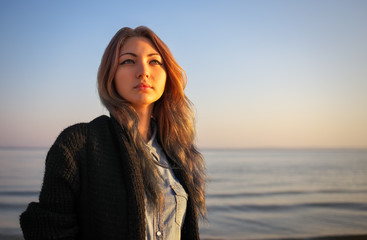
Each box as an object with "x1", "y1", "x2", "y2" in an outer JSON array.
[{"x1": 97, "y1": 26, "x2": 206, "y2": 217}]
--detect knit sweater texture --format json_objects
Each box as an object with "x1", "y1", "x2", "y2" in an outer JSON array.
[{"x1": 20, "y1": 115, "x2": 200, "y2": 240}]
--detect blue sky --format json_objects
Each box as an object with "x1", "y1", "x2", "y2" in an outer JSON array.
[{"x1": 1, "y1": 0, "x2": 366, "y2": 148}]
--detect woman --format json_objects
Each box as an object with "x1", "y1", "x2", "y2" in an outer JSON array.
[{"x1": 20, "y1": 26, "x2": 206, "y2": 240}]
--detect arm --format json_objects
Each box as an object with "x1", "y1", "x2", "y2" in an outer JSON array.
[{"x1": 20, "y1": 124, "x2": 87, "y2": 240}]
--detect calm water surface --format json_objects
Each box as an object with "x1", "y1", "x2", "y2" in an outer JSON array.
[
  {"x1": 0, "y1": 148, "x2": 367, "y2": 239},
  {"x1": 200, "y1": 149, "x2": 367, "y2": 239}
]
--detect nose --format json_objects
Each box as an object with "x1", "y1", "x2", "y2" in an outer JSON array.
[{"x1": 136, "y1": 62, "x2": 150, "y2": 79}]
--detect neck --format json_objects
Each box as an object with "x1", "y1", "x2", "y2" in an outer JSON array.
[{"x1": 134, "y1": 105, "x2": 153, "y2": 142}]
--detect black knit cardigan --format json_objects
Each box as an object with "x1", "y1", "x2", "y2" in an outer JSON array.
[{"x1": 20, "y1": 115, "x2": 200, "y2": 240}]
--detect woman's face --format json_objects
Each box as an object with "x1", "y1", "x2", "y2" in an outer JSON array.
[{"x1": 114, "y1": 37, "x2": 167, "y2": 111}]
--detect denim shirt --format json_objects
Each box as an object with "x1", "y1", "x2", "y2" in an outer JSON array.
[{"x1": 145, "y1": 124, "x2": 188, "y2": 240}]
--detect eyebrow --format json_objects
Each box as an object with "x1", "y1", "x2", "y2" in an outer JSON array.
[{"x1": 119, "y1": 52, "x2": 160, "y2": 57}]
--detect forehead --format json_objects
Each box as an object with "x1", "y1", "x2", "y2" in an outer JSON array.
[{"x1": 119, "y1": 37, "x2": 159, "y2": 54}]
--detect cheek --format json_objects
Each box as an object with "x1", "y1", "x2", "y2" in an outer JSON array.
[
  {"x1": 115, "y1": 70, "x2": 127, "y2": 83},
  {"x1": 159, "y1": 69, "x2": 167, "y2": 85},
  {"x1": 114, "y1": 69, "x2": 131, "y2": 85},
  {"x1": 158, "y1": 73, "x2": 167, "y2": 93},
  {"x1": 114, "y1": 73, "x2": 129, "y2": 97}
]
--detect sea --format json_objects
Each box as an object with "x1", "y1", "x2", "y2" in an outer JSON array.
[{"x1": 0, "y1": 147, "x2": 366, "y2": 240}]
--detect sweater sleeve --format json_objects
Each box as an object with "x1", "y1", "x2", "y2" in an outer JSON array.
[{"x1": 20, "y1": 124, "x2": 88, "y2": 240}]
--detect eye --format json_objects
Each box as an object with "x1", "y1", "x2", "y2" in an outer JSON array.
[
  {"x1": 150, "y1": 59, "x2": 163, "y2": 66},
  {"x1": 120, "y1": 59, "x2": 135, "y2": 65}
]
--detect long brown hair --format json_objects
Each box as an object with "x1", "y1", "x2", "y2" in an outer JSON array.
[{"x1": 97, "y1": 26, "x2": 206, "y2": 217}]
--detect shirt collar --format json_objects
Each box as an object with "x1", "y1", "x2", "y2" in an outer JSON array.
[{"x1": 146, "y1": 120, "x2": 157, "y2": 147}]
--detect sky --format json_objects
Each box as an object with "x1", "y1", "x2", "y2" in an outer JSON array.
[{"x1": 0, "y1": 0, "x2": 366, "y2": 149}]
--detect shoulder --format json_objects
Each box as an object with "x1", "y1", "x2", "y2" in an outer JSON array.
[
  {"x1": 58, "y1": 115, "x2": 110, "y2": 136},
  {"x1": 45, "y1": 115, "x2": 112, "y2": 175},
  {"x1": 52, "y1": 115, "x2": 111, "y2": 153}
]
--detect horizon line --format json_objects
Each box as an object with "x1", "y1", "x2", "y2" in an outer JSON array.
[{"x1": 1, "y1": 145, "x2": 367, "y2": 151}]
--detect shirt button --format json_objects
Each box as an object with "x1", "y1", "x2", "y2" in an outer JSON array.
[{"x1": 156, "y1": 231, "x2": 162, "y2": 236}]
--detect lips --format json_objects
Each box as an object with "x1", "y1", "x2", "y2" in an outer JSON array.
[{"x1": 134, "y1": 83, "x2": 152, "y2": 90}]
